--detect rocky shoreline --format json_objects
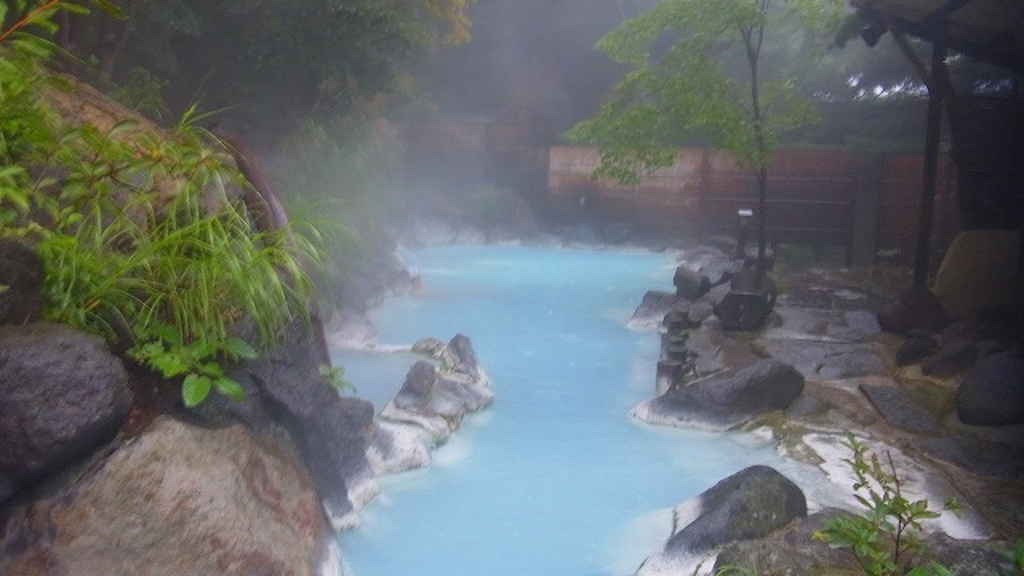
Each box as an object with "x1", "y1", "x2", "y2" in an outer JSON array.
[{"x1": 624, "y1": 239, "x2": 1023, "y2": 575}]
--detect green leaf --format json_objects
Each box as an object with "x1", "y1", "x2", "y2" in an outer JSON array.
[
  {"x1": 61, "y1": 3, "x2": 91, "y2": 16},
  {"x1": 182, "y1": 374, "x2": 212, "y2": 407},
  {"x1": 223, "y1": 337, "x2": 257, "y2": 360},
  {"x1": 150, "y1": 351, "x2": 189, "y2": 377},
  {"x1": 214, "y1": 376, "x2": 245, "y2": 401},
  {"x1": 109, "y1": 118, "x2": 140, "y2": 136},
  {"x1": 92, "y1": 0, "x2": 127, "y2": 19}
]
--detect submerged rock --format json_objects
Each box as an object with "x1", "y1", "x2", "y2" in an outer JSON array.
[
  {"x1": 0, "y1": 417, "x2": 337, "y2": 576},
  {"x1": 633, "y1": 358, "x2": 804, "y2": 431},
  {"x1": 637, "y1": 465, "x2": 806, "y2": 575},
  {"x1": 0, "y1": 323, "x2": 131, "y2": 494}
]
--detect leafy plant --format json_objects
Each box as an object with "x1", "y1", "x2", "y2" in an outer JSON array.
[
  {"x1": 815, "y1": 433, "x2": 959, "y2": 576},
  {"x1": 1009, "y1": 538, "x2": 1024, "y2": 574},
  {"x1": 3, "y1": 1, "x2": 328, "y2": 407}
]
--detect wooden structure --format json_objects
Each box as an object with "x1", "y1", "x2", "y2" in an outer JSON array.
[
  {"x1": 851, "y1": 0, "x2": 1024, "y2": 285},
  {"x1": 547, "y1": 146, "x2": 956, "y2": 264}
]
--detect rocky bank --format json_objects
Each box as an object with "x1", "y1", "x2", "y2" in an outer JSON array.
[{"x1": 627, "y1": 240, "x2": 1023, "y2": 574}]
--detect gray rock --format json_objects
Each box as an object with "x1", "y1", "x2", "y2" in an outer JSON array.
[
  {"x1": 826, "y1": 309, "x2": 881, "y2": 342},
  {"x1": 896, "y1": 333, "x2": 939, "y2": 366},
  {"x1": 915, "y1": 436, "x2": 1024, "y2": 479},
  {"x1": 0, "y1": 323, "x2": 132, "y2": 487},
  {"x1": 860, "y1": 383, "x2": 940, "y2": 433},
  {"x1": 445, "y1": 333, "x2": 485, "y2": 381},
  {"x1": 366, "y1": 421, "x2": 433, "y2": 476},
  {"x1": 753, "y1": 339, "x2": 886, "y2": 380},
  {"x1": 632, "y1": 290, "x2": 683, "y2": 328},
  {"x1": 0, "y1": 417, "x2": 336, "y2": 576},
  {"x1": 222, "y1": 318, "x2": 377, "y2": 529},
  {"x1": 922, "y1": 338, "x2": 978, "y2": 378},
  {"x1": 673, "y1": 266, "x2": 711, "y2": 299},
  {"x1": 0, "y1": 240, "x2": 44, "y2": 325},
  {"x1": 384, "y1": 359, "x2": 493, "y2": 434},
  {"x1": 637, "y1": 466, "x2": 806, "y2": 574},
  {"x1": 956, "y1": 351, "x2": 1024, "y2": 426},
  {"x1": 925, "y1": 532, "x2": 1018, "y2": 576},
  {"x1": 633, "y1": 358, "x2": 804, "y2": 430},
  {"x1": 714, "y1": 510, "x2": 860, "y2": 575}
]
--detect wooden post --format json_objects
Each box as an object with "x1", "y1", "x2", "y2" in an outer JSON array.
[{"x1": 913, "y1": 36, "x2": 948, "y2": 288}]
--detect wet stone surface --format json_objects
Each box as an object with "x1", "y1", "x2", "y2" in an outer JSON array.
[{"x1": 859, "y1": 382, "x2": 940, "y2": 433}]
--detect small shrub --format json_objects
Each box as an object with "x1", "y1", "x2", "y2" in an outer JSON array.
[{"x1": 815, "y1": 433, "x2": 959, "y2": 576}]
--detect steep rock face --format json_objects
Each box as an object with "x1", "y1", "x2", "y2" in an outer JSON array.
[
  {"x1": 0, "y1": 417, "x2": 337, "y2": 576},
  {"x1": 199, "y1": 317, "x2": 378, "y2": 529},
  {"x1": 632, "y1": 358, "x2": 804, "y2": 431},
  {"x1": 0, "y1": 323, "x2": 131, "y2": 493},
  {"x1": 637, "y1": 466, "x2": 807, "y2": 575}
]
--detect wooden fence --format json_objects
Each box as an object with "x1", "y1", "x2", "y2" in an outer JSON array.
[
  {"x1": 398, "y1": 121, "x2": 958, "y2": 265},
  {"x1": 547, "y1": 146, "x2": 957, "y2": 264}
]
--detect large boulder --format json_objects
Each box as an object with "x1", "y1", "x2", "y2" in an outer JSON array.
[
  {"x1": 633, "y1": 358, "x2": 805, "y2": 430},
  {"x1": 956, "y1": 351, "x2": 1024, "y2": 426},
  {"x1": 0, "y1": 416, "x2": 338, "y2": 576},
  {"x1": 637, "y1": 466, "x2": 807, "y2": 575},
  {"x1": 0, "y1": 240, "x2": 44, "y2": 325},
  {"x1": 0, "y1": 323, "x2": 132, "y2": 491},
  {"x1": 931, "y1": 230, "x2": 1021, "y2": 320}
]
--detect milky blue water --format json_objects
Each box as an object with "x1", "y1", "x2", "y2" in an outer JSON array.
[{"x1": 331, "y1": 244, "x2": 785, "y2": 576}]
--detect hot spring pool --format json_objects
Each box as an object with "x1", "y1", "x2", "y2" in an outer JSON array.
[{"x1": 330, "y1": 244, "x2": 793, "y2": 576}]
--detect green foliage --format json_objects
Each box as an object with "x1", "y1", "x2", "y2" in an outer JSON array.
[
  {"x1": 814, "y1": 433, "x2": 960, "y2": 576},
  {"x1": 319, "y1": 363, "x2": 355, "y2": 393},
  {"x1": 1010, "y1": 538, "x2": 1024, "y2": 574},
  {"x1": 564, "y1": 0, "x2": 822, "y2": 185},
  {"x1": 51, "y1": 0, "x2": 473, "y2": 146},
  {"x1": 2, "y1": 4, "x2": 326, "y2": 407}
]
